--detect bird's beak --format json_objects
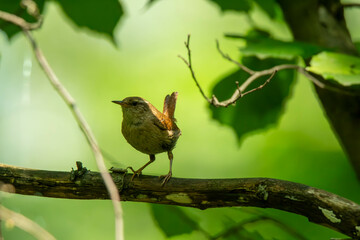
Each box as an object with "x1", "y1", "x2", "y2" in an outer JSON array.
[{"x1": 112, "y1": 100, "x2": 125, "y2": 106}]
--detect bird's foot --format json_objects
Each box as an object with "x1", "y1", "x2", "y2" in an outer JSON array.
[
  {"x1": 128, "y1": 167, "x2": 143, "y2": 181},
  {"x1": 159, "y1": 171, "x2": 172, "y2": 186}
]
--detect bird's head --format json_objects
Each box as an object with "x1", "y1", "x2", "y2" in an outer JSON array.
[{"x1": 112, "y1": 97, "x2": 152, "y2": 121}]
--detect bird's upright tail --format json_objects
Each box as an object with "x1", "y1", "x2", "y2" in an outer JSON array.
[{"x1": 163, "y1": 92, "x2": 178, "y2": 120}]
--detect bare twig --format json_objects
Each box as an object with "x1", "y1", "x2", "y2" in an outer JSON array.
[
  {"x1": 24, "y1": 26, "x2": 125, "y2": 240},
  {"x1": 0, "y1": 2, "x2": 123, "y2": 240},
  {"x1": 0, "y1": 205, "x2": 56, "y2": 240},
  {"x1": 178, "y1": 34, "x2": 211, "y2": 103},
  {"x1": 20, "y1": 0, "x2": 41, "y2": 18},
  {"x1": 179, "y1": 35, "x2": 293, "y2": 107},
  {"x1": 179, "y1": 35, "x2": 354, "y2": 108},
  {"x1": 0, "y1": 0, "x2": 42, "y2": 31},
  {"x1": 216, "y1": 39, "x2": 255, "y2": 75},
  {"x1": 0, "y1": 9, "x2": 42, "y2": 30},
  {"x1": 238, "y1": 70, "x2": 276, "y2": 98}
]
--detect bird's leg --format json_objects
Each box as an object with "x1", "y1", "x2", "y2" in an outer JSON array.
[
  {"x1": 130, "y1": 154, "x2": 155, "y2": 181},
  {"x1": 160, "y1": 151, "x2": 173, "y2": 186}
]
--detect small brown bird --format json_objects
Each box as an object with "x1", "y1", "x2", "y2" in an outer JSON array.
[{"x1": 112, "y1": 92, "x2": 181, "y2": 185}]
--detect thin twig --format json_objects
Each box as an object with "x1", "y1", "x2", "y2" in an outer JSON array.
[
  {"x1": 241, "y1": 70, "x2": 277, "y2": 97},
  {"x1": 179, "y1": 35, "x2": 284, "y2": 107},
  {"x1": 0, "y1": 2, "x2": 124, "y2": 240},
  {"x1": 178, "y1": 34, "x2": 211, "y2": 103},
  {"x1": 215, "y1": 41, "x2": 358, "y2": 96},
  {"x1": 20, "y1": 0, "x2": 41, "y2": 18},
  {"x1": 0, "y1": 10, "x2": 42, "y2": 30},
  {"x1": 23, "y1": 29, "x2": 124, "y2": 240},
  {"x1": 0, "y1": 205, "x2": 56, "y2": 240},
  {"x1": 0, "y1": 2, "x2": 42, "y2": 31},
  {"x1": 179, "y1": 35, "x2": 356, "y2": 107},
  {"x1": 216, "y1": 39, "x2": 255, "y2": 75}
]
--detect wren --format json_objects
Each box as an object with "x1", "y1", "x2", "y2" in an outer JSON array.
[{"x1": 112, "y1": 92, "x2": 181, "y2": 186}]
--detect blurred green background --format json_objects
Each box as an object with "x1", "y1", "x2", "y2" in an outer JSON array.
[{"x1": 1, "y1": 0, "x2": 360, "y2": 239}]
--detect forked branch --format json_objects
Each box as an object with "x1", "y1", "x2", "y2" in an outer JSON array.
[{"x1": 178, "y1": 35, "x2": 330, "y2": 107}]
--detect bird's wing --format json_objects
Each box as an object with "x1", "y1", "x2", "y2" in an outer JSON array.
[
  {"x1": 153, "y1": 117, "x2": 167, "y2": 130},
  {"x1": 163, "y1": 92, "x2": 178, "y2": 119}
]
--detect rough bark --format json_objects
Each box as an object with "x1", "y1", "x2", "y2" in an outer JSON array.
[
  {"x1": 277, "y1": 0, "x2": 360, "y2": 179},
  {"x1": 1, "y1": 164, "x2": 360, "y2": 239}
]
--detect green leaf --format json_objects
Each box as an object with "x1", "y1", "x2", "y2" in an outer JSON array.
[
  {"x1": 307, "y1": 51, "x2": 360, "y2": 86},
  {"x1": 355, "y1": 42, "x2": 360, "y2": 53},
  {"x1": 210, "y1": 57, "x2": 295, "y2": 143},
  {"x1": 209, "y1": 0, "x2": 252, "y2": 13},
  {"x1": 55, "y1": 0, "x2": 123, "y2": 42},
  {"x1": 238, "y1": 229, "x2": 266, "y2": 240},
  {"x1": 150, "y1": 204, "x2": 198, "y2": 237},
  {"x1": 253, "y1": 0, "x2": 277, "y2": 18},
  {"x1": 226, "y1": 32, "x2": 325, "y2": 60},
  {"x1": 0, "y1": 0, "x2": 45, "y2": 40},
  {"x1": 219, "y1": 219, "x2": 267, "y2": 240}
]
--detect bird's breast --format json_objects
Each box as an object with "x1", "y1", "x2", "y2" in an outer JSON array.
[{"x1": 122, "y1": 119, "x2": 180, "y2": 155}]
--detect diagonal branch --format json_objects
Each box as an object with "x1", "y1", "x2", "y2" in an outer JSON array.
[
  {"x1": 1, "y1": 163, "x2": 360, "y2": 239},
  {"x1": 0, "y1": 10, "x2": 42, "y2": 30},
  {"x1": 215, "y1": 39, "x2": 255, "y2": 75},
  {"x1": 22, "y1": 22, "x2": 125, "y2": 240},
  {"x1": 0, "y1": 2, "x2": 123, "y2": 240},
  {"x1": 0, "y1": 204, "x2": 56, "y2": 240}
]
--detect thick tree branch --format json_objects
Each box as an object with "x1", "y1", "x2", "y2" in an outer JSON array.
[
  {"x1": 1, "y1": 164, "x2": 360, "y2": 239},
  {"x1": 277, "y1": 0, "x2": 360, "y2": 183}
]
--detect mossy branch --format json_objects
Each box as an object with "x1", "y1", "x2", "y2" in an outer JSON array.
[{"x1": 1, "y1": 163, "x2": 360, "y2": 239}]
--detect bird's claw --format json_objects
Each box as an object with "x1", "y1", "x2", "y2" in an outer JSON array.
[
  {"x1": 159, "y1": 171, "x2": 172, "y2": 186},
  {"x1": 126, "y1": 166, "x2": 136, "y2": 173},
  {"x1": 130, "y1": 168, "x2": 143, "y2": 181}
]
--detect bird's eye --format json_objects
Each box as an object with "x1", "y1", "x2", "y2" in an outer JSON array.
[{"x1": 131, "y1": 101, "x2": 138, "y2": 106}]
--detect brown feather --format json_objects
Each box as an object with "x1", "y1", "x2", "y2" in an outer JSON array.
[
  {"x1": 113, "y1": 93, "x2": 181, "y2": 185},
  {"x1": 163, "y1": 92, "x2": 178, "y2": 120}
]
